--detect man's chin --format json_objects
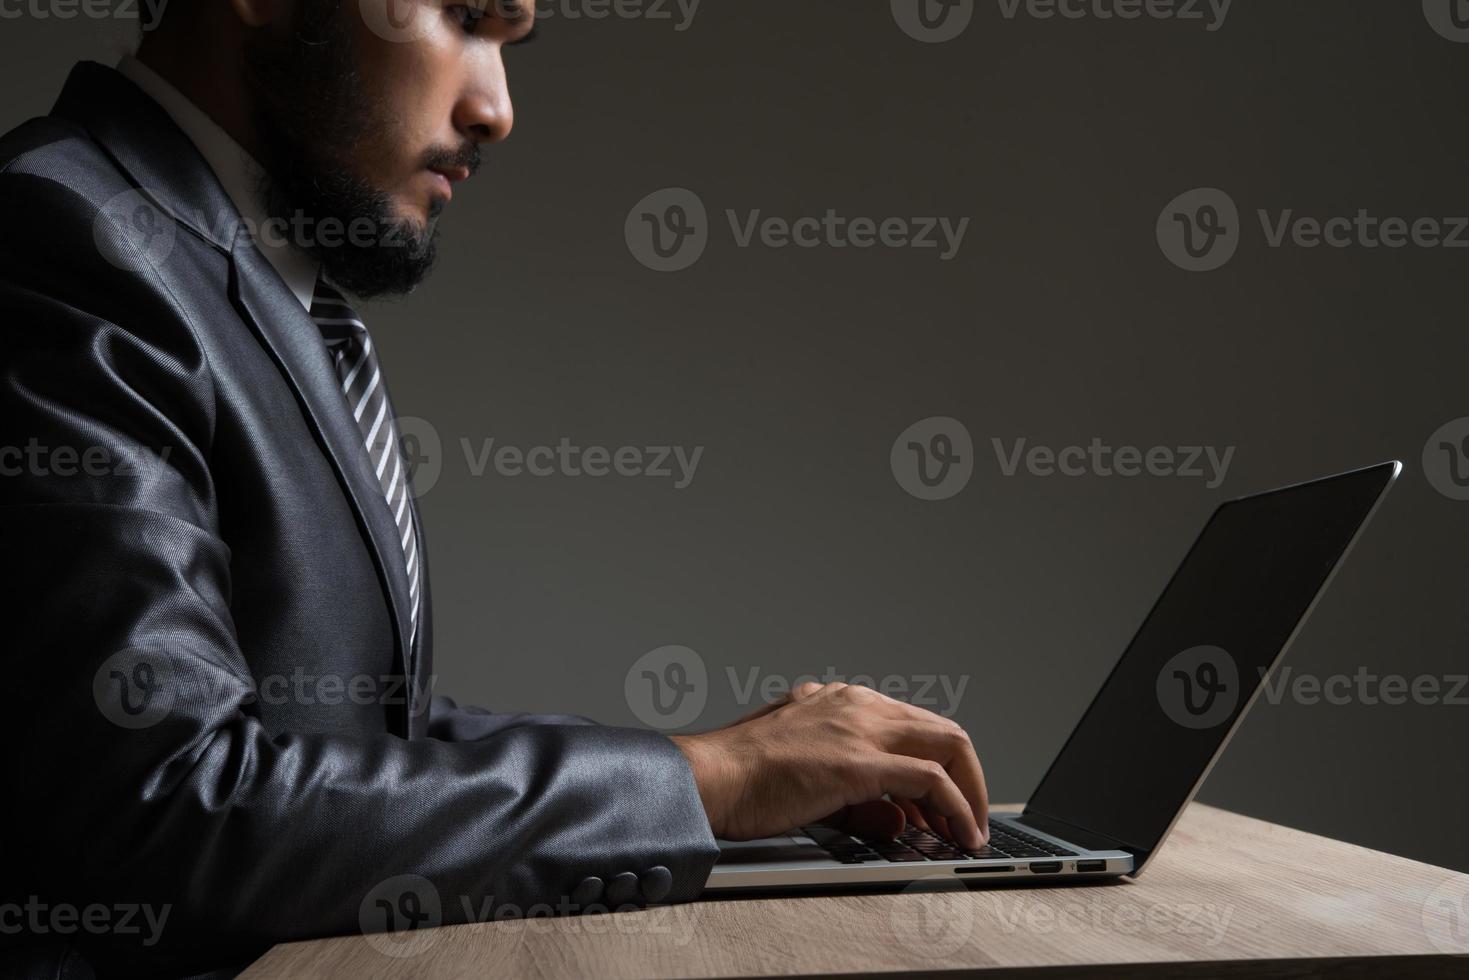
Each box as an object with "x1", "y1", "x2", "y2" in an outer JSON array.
[{"x1": 314, "y1": 217, "x2": 440, "y2": 301}]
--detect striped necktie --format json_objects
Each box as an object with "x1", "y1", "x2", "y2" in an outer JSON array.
[{"x1": 310, "y1": 277, "x2": 422, "y2": 650}]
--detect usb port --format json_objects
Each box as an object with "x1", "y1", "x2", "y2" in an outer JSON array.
[
  {"x1": 1077, "y1": 860, "x2": 1106, "y2": 872},
  {"x1": 1029, "y1": 861, "x2": 1062, "y2": 874}
]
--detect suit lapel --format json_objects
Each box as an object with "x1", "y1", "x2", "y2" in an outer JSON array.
[
  {"x1": 52, "y1": 61, "x2": 419, "y2": 718},
  {"x1": 407, "y1": 500, "x2": 433, "y2": 739},
  {"x1": 230, "y1": 236, "x2": 418, "y2": 698}
]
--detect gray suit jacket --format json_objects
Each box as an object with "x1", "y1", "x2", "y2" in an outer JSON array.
[{"x1": 0, "y1": 62, "x2": 717, "y2": 978}]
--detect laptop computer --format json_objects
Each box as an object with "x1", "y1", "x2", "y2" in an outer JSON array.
[{"x1": 705, "y1": 460, "x2": 1401, "y2": 891}]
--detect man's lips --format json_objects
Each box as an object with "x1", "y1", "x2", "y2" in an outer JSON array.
[{"x1": 427, "y1": 166, "x2": 471, "y2": 201}]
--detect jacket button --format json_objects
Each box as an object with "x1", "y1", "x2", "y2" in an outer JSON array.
[
  {"x1": 605, "y1": 871, "x2": 640, "y2": 906},
  {"x1": 641, "y1": 865, "x2": 673, "y2": 903},
  {"x1": 571, "y1": 876, "x2": 604, "y2": 908}
]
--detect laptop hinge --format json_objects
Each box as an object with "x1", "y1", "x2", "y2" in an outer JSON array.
[{"x1": 1013, "y1": 808, "x2": 1147, "y2": 860}]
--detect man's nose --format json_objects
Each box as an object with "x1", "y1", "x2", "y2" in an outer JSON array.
[{"x1": 454, "y1": 56, "x2": 514, "y2": 144}]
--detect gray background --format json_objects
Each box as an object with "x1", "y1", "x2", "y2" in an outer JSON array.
[{"x1": 4, "y1": 1, "x2": 1466, "y2": 873}]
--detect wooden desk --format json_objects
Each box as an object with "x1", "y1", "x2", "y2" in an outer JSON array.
[{"x1": 241, "y1": 804, "x2": 1469, "y2": 978}]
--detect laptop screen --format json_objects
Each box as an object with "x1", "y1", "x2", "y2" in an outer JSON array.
[{"x1": 1025, "y1": 463, "x2": 1397, "y2": 856}]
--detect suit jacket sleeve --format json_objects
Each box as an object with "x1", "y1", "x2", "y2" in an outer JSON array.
[
  {"x1": 427, "y1": 695, "x2": 599, "y2": 740},
  {"x1": 0, "y1": 170, "x2": 718, "y2": 973}
]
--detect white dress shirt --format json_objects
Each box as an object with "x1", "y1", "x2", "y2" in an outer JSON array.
[{"x1": 117, "y1": 55, "x2": 319, "y2": 312}]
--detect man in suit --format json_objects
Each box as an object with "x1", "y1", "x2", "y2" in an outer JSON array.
[{"x1": 0, "y1": 2, "x2": 990, "y2": 976}]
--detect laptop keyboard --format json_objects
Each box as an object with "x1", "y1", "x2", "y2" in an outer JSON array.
[{"x1": 800, "y1": 822, "x2": 1078, "y2": 863}]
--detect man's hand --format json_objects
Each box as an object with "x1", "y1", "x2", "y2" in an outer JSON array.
[{"x1": 670, "y1": 681, "x2": 989, "y2": 850}]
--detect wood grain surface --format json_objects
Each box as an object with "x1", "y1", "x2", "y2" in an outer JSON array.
[{"x1": 241, "y1": 804, "x2": 1469, "y2": 978}]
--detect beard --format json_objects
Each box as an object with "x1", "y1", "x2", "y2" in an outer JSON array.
[{"x1": 241, "y1": 2, "x2": 476, "y2": 299}]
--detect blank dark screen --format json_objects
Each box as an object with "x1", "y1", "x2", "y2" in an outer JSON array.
[{"x1": 1026, "y1": 465, "x2": 1395, "y2": 852}]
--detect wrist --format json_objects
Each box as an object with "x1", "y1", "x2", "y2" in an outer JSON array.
[{"x1": 670, "y1": 732, "x2": 734, "y2": 839}]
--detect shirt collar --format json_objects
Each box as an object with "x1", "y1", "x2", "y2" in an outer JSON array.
[{"x1": 116, "y1": 55, "x2": 320, "y2": 313}]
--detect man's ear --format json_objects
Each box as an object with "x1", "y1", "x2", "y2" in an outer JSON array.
[{"x1": 230, "y1": 0, "x2": 284, "y2": 28}]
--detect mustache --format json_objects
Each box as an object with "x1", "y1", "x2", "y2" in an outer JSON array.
[{"x1": 422, "y1": 142, "x2": 482, "y2": 177}]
